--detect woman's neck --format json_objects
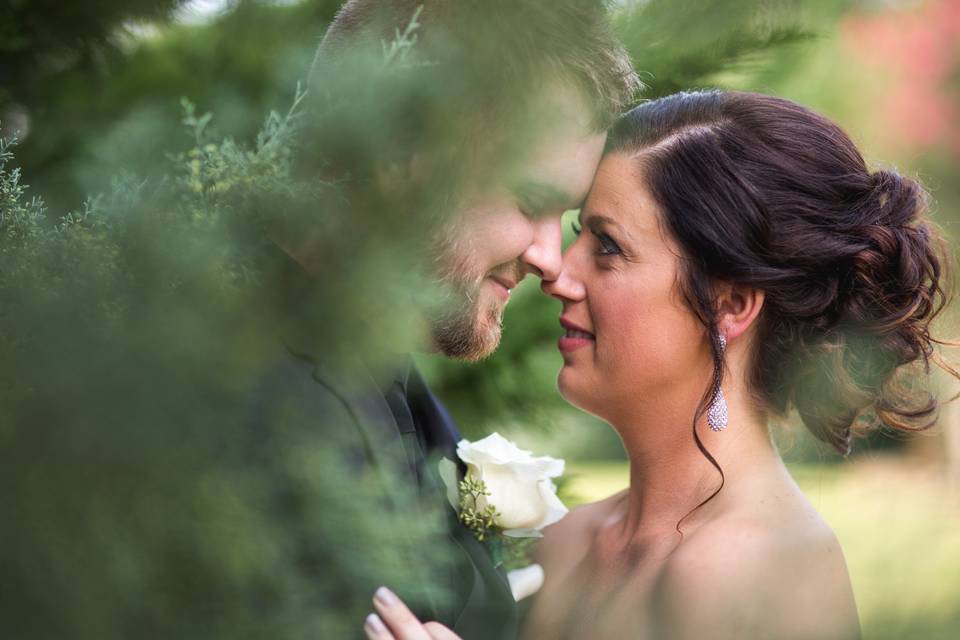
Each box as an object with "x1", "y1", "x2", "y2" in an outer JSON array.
[{"x1": 606, "y1": 381, "x2": 781, "y2": 544}]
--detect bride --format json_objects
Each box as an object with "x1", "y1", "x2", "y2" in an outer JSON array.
[{"x1": 363, "y1": 90, "x2": 953, "y2": 639}]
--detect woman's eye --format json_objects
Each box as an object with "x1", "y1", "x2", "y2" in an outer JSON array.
[
  {"x1": 572, "y1": 219, "x2": 620, "y2": 257},
  {"x1": 595, "y1": 232, "x2": 621, "y2": 256}
]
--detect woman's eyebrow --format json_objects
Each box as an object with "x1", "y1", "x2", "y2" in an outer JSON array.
[{"x1": 582, "y1": 211, "x2": 628, "y2": 235}]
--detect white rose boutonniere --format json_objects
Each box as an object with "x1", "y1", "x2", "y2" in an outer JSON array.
[
  {"x1": 455, "y1": 432, "x2": 567, "y2": 536},
  {"x1": 438, "y1": 432, "x2": 568, "y2": 599}
]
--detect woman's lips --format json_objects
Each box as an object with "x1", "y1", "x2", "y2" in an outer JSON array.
[
  {"x1": 558, "y1": 329, "x2": 595, "y2": 352},
  {"x1": 558, "y1": 318, "x2": 595, "y2": 353}
]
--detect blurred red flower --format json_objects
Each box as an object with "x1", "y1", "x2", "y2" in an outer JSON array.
[{"x1": 841, "y1": 0, "x2": 960, "y2": 156}]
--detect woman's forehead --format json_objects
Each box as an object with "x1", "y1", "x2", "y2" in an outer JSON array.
[{"x1": 585, "y1": 154, "x2": 663, "y2": 237}]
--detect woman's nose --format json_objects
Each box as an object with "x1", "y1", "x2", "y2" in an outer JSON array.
[{"x1": 541, "y1": 258, "x2": 586, "y2": 302}]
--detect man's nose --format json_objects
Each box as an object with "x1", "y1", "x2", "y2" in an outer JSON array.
[{"x1": 521, "y1": 216, "x2": 563, "y2": 282}]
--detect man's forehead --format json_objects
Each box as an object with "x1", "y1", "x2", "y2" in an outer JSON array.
[
  {"x1": 515, "y1": 130, "x2": 608, "y2": 210},
  {"x1": 511, "y1": 180, "x2": 577, "y2": 212}
]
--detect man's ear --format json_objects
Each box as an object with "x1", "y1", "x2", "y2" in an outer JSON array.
[
  {"x1": 375, "y1": 159, "x2": 411, "y2": 193},
  {"x1": 375, "y1": 154, "x2": 429, "y2": 193},
  {"x1": 715, "y1": 282, "x2": 765, "y2": 342}
]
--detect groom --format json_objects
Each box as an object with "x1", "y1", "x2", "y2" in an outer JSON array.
[{"x1": 280, "y1": 1, "x2": 638, "y2": 637}]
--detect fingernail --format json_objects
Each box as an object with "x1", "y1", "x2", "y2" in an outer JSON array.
[
  {"x1": 365, "y1": 613, "x2": 386, "y2": 635},
  {"x1": 374, "y1": 586, "x2": 399, "y2": 606}
]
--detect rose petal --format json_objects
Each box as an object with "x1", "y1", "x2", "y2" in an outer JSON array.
[
  {"x1": 476, "y1": 463, "x2": 548, "y2": 530},
  {"x1": 535, "y1": 478, "x2": 569, "y2": 529},
  {"x1": 507, "y1": 564, "x2": 545, "y2": 601},
  {"x1": 437, "y1": 457, "x2": 460, "y2": 511},
  {"x1": 502, "y1": 527, "x2": 544, "y2": 538},
  {"x1": 457, "y1": 432, "x2": 534, "y2": 466}
]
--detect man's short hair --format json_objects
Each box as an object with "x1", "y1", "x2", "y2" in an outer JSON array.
[{"x1": 311, "y1": 0, "x2": 639, "y2": 132}]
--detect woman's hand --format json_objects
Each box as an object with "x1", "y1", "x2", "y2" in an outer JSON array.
[{"x1": 363, "y1": 587, "x2": 462, "y2": 640}]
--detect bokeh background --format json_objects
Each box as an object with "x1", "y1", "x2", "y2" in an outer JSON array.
[
  {"x1": 2, "y1": 0, "x2": 958, "y2": 637},
  {"x1": 428, "y1": 2, "x2": 960, "y2": 638}
]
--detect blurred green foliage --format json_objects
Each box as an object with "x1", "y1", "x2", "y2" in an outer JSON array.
[
  {"x1": 0, "y1": 0, "x2": 183, "y2": 97},
  {"x1": 5, "y1": 0, "x2": 341, "y2": 211},
  {"x1": 1, "y1": 52, "x2": 451, "y2": 638}
]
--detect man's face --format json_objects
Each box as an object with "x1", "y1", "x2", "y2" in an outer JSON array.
[{"x1": 430, "y1": 92, "x2": 606, "y2": 361}]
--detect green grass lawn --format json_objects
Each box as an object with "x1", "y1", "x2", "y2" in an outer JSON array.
[{"x1": 565, "y1": 458, "x2": 960, "y2": 639}]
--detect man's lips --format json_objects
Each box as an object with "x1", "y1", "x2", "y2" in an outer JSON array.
[
  {"x1": 488, "y1": 275, "x2": 519, "y2": 301},
  {"x1": 490, "y1": 275, "x2": 519, "y2": 291},
  {"x1": 558, "y1": 317, "x2": 595, "y2": 353}
]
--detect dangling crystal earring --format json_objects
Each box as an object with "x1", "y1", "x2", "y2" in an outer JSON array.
[{"x1": 707, "y1": 333, "x2": 728, "y2": 432}]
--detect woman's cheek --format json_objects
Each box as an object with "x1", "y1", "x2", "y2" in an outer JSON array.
[
  {"x1": 595, "y1": 290, "x2": 682, "y2": 389},
  {"x1": 594, "y1": 294, "x2": 640, "y2": 374},
  {"x1": 599, "y1": 324, "x2": 649, "y2": 388}
]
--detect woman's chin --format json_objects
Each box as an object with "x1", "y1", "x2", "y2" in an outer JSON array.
[{"x1": 557, "y1": 368, "x2": 590, "y2": 411}]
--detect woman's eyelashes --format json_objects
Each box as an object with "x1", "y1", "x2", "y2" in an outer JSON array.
[
  {"x1": 595, "y1": 232, "x2": 621, "y2": 256},
  {"x1": 571, "y1": 219, "x2": 622, "y2": 257}
]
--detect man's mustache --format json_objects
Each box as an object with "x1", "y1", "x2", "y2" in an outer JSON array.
[{"x1": 487, "y1": 262, "x2": 525, "y2": 288}]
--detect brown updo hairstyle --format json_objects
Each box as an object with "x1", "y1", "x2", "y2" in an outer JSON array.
[{"x1": 607, "y1": 90, "x2": 955, "y2": 456}]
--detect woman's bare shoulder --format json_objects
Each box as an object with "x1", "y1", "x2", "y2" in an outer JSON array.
[
  {"x1": 652, "y1": 503, "x2": 860, "y2": 640},
  {"x1": 534, "y1": 489, "x2": 627, "y2": 566}
]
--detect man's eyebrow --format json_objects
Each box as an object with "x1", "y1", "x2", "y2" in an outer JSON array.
[{"x1": 513, "y1": 181, "x2": 576, "y2": 213}]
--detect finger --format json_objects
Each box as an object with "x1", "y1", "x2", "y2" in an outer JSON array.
[
  {"x1": 364, "y1": 613, "x2": 395, "y2": 640},
  {"x1": 424, "y1": 621, "x2": 462, "y2": 640},
  {"x1": 372, "y1": 586, "x2": 433, "y2": 640}
]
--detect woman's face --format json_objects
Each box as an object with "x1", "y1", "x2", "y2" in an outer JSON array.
[{"x1": 543, "y1": 153, "x2": 710, "y2": 422}]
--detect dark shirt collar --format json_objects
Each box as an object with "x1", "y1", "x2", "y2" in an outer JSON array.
[{"x1": 375, "y1": 353, "x2": 414, "y2": 399}]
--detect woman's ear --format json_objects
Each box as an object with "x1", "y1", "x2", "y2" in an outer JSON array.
[{"x1": 715, "y1": 282, "x2": 765, "y2": 341}]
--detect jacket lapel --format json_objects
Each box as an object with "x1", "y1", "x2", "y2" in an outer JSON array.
[
  {"x1": 307, "y1": 353, "x2": 516, "y2": 632},
  {"x1": 311, "y1": 357, "x2": 418, "y2": 492},
  {"x1": 308, "y1": 357, "x2": 446, "y2": 620}
]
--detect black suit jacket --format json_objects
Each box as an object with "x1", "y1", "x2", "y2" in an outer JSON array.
[{"x1": 259, "y1": 342, "x2": 518, "y2": 639}]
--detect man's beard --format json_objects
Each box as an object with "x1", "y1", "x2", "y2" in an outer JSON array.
[
  {"x1": 430, "y1": 277, "x2": 505, "y2": 361},
  {"x1": 428, "y1": 228, "x2": 518, "y2": 361}
]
